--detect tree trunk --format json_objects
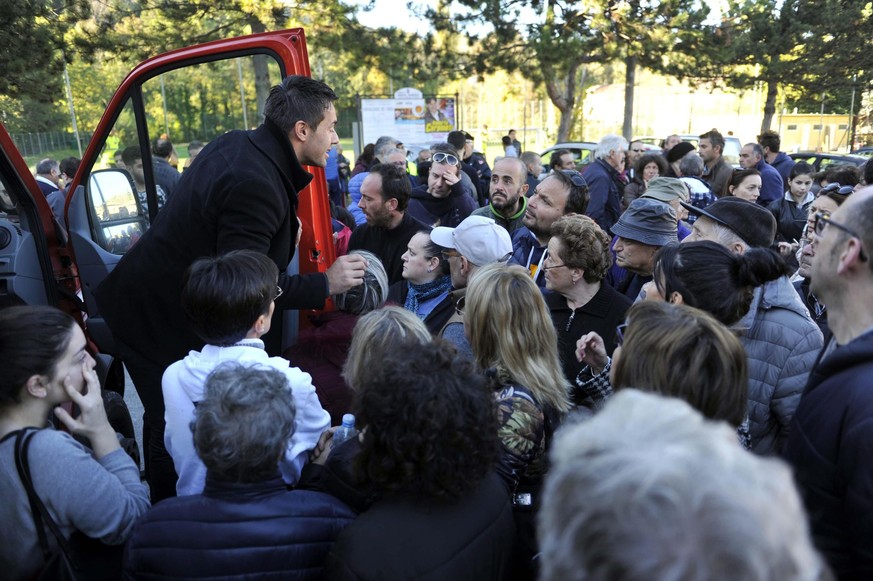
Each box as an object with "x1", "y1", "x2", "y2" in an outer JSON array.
[
  {"x1": 622, "y1": 54, "x2": 636, "y2": 141},
  {"x1": 249, "y1": 18, "x2": 270, "y2": 126},
  {"x1": 544, "y1": 62, "x2": 579, "y2": 142},
  {"x1": 760, "y1": 78, "x2": 778, "y2": 133}
]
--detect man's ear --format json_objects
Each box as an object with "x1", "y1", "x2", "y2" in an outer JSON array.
[
  {"x1": 521, "y1": 182, "x2": 529, "y2": 196},
  {"x1": 25, "y1": 375, "x2": 48, "y2": 399},
  {"x1": 386, "y1": 197, "x2": 399, "y2": 212},
  {"x1": 837, "y1": 238, "x2": 866, "y2": 275},
  {"x1": 290, "y1": 120, "x2": 309, "y2": 143},
  {"x1": 459, "y1": 256, "x2": 472, "y2": 276}
]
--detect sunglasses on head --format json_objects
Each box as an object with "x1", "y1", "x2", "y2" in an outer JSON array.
[{"x1": 432, "y1": 152, "x2": 459, "y2": 166}]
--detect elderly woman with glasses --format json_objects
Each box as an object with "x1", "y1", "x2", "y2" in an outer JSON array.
[
  {"x1": 542, "y1": 214, "x2": 631, "y2": 408},
  {"x1": 163, "y1": 250, "x2": 330, "y2": 496}
]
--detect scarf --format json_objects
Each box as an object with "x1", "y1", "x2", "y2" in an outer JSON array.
[{"x1": 405, "y1": 275, "x2": 453, "y2": 319}]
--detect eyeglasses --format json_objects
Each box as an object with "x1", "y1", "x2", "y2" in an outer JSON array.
[
  {"x1": 813, "y1": 212, "x2": 868, "y2": 261},
  {"x1": 559, "y1": 169, "x2": 588, "y2": 189},
  {"x1": 274, "y1": 285, "x2": 284, "y2": 301},
  {"x1": 454, "y1": 295, "x2": 465, "y2": 316},
  {"x1": 541, "y1": 262, "x2": 568, "y2": 271},
  {"x1": 441, "y1": 249, "x2": 461, "y2": 260},
  {"x1": 615, "y1": 323, "x2": 628, "y2": 346},
  {"x1": 432, "y1": 152, "x2": 459, "y2": 166}
]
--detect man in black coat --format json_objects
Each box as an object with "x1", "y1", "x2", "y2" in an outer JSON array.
[
  {"x1": 784, "y1": 187, "x2": 873, "y2": 578},
  {"x1": 95, "y1": 76, "x2": 367, "y2": 501}
]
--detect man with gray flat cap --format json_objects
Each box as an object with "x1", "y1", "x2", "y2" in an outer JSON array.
[
  {"x1": 640, "y1": 176, "x2": 692, "y2": 239},
  {"x1": 430, "y1": 215, "x2": 512, "y2": 357},
  {"x1": 682, "y1": 197, "x2": 823, "y2": 456},
  {"x1": 609, "y1": 198, "x2": 678, "y2": 300}
]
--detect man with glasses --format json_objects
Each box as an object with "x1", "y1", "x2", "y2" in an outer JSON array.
[
  {"x1": 682, "y1": 197, "x2": 823, "y2": 456},
  {"x1": 784, "y1": 186, "x2": 873, "y2": 578},
  {"x1": 431, "y1": 215, "x2": 512, "y2": 358},
  {"x1": 510, "y1": 170, "x2": 590, "y2": 287},
  {"x1": 472, "y1": 157, "x2": 530, "y2": 234},
  {"x1": 350, "y1": 163, "x2": 425, "y2": 284},
  {"x1": 407, "y1": 143, "x2": 476, "y2": 228}
]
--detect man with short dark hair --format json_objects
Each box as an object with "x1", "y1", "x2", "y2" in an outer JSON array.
[
  {"x1": 95, "y1": 75, "x2": 367, "y2": 502},
  {"x1": 510, "y1": 170, "x2": 590, "y2": 286},
  {"x1": 549, "y1": 149, "x2": 575, "y2": 173},
  {"x1": 508, "y1": 129, "x2": 522, "y2": 154},
  {"x1": 698, "y1": 129, "x2": 733, "y2": 197},
  {"x1": 121, "y1": 145, "x2": 168, "y2": 219},
  {"x1": 784, "y1": 187, "x2": 873, "y2": 577},
  {"x1": 739, "y1": 142, "x2": 784, "y2": 205},
  {"x1": 447, "y1": 130, "x2": 487, "y2": 205},
  {"x1": 460, "y1": 131, "x2": 491, "y2": 194},
  {"x1": 151, "y1": 137, "x2": 181, "y2": 196},
  {"x1": 757, "y1": 129, "x2": 795, "y2": 183},
  {"x1": 350, "y1": 163, "x2": 425, "y2": 284},
  {"x1": 472, "y1": 157, "x2": 529, "y2": 234}
]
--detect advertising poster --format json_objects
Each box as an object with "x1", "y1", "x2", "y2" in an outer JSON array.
[{"x1": 361, "y1": 89, "x2": 455, "y2": 148}]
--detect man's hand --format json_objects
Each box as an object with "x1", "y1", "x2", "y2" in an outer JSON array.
[
  {"x1": 441, "y1": 170, "x2": 460, "y2": 187},
  {"x1": 326, "y1": 254, "x2": 368, "y2": 295}
]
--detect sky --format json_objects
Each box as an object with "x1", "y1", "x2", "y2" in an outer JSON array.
[{"x1": 348, "y1": 0, "x2": 432, "y2": 35}]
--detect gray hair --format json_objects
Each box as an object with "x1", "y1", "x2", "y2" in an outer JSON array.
[
  {"x1": 594, "y1": 134, "x2": 629, "y2": 161},
  {"x1": 745, "y1": 142, "x2": 765, "y2": 159},
  {"x1": 703, "y1": 216, "x2": 748, "y2": 252},
  {"x1": 191, "y1": 363, "x2": 296, "y2": 483},
  {"x1": 36, "y1": 158, "x2": 59, "y2": 175},
  {"x1": 539, "y1": 390, "x2": 827, "y2": 581},
  {"x1": 375, "y1": 136, "x2": 403, "y2": 162},
  {"x1": 334, "y1": 250, "x2": 388, "y2": 315},
  {"x1": 679, "y1": 152, "x2": 705, "y2": 177}
]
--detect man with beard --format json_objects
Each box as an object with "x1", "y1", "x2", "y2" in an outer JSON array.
[
  {"x1": 509, "y1": 170, "x2": 590, "y2": 287},
  {"x1": 472, "y1": 157, "x2": 529, "y2": 234},
  {"x1": 349, "y1": 163, "x2": 425, "y2": 284}
]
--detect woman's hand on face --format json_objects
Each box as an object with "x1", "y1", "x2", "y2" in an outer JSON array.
[
  {"x1": 576, "y1": 332, "x2": 609, "y2": 375},
  {"x1": 53, "y1": 361, "x2": 120, "y2": 458}
]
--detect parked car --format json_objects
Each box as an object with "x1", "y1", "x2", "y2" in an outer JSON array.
[
  {"x1": 788, "y1": 152, "x2": 867, "y2": 172},
  {"x1": 0, "y1": 28, "x2": 332, "y2": 396},
  {"x1": 540, "y1": 142, "x2": 597, "y2": 178},
  {"x1": 850, "y1": 146, "x2": 873, "y2": 158}
]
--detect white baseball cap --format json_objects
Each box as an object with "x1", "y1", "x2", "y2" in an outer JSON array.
[{"x1": 431, "y1": 216, "x2": 512, "y2": 266}]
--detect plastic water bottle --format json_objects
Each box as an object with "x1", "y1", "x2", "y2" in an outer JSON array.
[{"x1": 332, "y1": 414, "x2": 357, "y2": 447}]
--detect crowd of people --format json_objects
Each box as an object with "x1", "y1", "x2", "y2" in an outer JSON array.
[{"x1": 4, "y1": 75, "x2": 873, "y2": 580}]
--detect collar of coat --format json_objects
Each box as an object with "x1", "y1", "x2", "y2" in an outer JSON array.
[{"x1": 254, "y1": 117, "x2": 314, "y2": 204}]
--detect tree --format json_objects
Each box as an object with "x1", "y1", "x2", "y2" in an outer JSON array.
[{"x1": 671, "y1": 0, "x2": 873, "y2": 133}]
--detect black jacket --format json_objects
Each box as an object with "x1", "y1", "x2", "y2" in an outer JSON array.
[
  {"x1": 407, "y1": 184, "x2": 476, "y2": 228},
  {"x1": 545, "y1": 284, "x2": 631, "y2": 393},
  {"x1": 96, "y1": 119, "x2": 328, "y2": 366},
  {"x1": 123, "y1": 475, "x2": 355, "y2": 580},
  {"x1": 324, "y1": 472, "x2": 514, "y2": 581},
  {"x1": 348, "y1": 213, "x2": 426, "y2": 285},
  {"x1": 784, "y1": 330, "x2": 873, "y2": 578}
]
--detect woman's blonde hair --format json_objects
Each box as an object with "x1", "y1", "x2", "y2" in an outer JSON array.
[
  {"x1": 342, "y1": 306, "x2": 431, "y2": 390},
  {"x1": 466, "y1": 263, "x2": 571, "y2": 413}
]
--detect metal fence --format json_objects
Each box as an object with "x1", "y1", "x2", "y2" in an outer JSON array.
[{"x1": 8, "y1": 131, "x2": 92, "y2": 158}]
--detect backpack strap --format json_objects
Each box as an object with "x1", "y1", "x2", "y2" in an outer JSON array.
[{"x1": 14, "y1": 428, "x2": 79, "y2": 568}]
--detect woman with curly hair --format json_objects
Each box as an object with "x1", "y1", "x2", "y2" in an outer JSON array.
[
  {"x1": 621, "y1": 153, "x2": 667, "y2": 211},
  {"x1": 324, "y1": 339, "x2": 514, "y2": 579},
  {"x1": 543, "y1": 214, "x2": 632, "y2": 405},
  {"x1": 465, "y1": 262, "x2": 571, "y2": 579}
]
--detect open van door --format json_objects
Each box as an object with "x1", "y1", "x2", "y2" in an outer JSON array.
[{"x1": 61, "y1": 28, "x2": 334, "y2": 356}]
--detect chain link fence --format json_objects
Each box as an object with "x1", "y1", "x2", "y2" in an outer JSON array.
[{"x1": 9, "y1": 131, "x2": 92, "y2": 158}]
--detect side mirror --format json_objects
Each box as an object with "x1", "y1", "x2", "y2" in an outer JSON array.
[{"x1": 87, "y1": 169, "x2": 148, "y2": 255}]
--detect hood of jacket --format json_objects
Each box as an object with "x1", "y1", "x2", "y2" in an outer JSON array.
[{"x1": 736, "y1": 275, "x2": 815, "y2": 332}]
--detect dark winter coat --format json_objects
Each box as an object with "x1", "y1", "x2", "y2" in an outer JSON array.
[
  {"x1": 95, "y1": 119, "x2": 328, "y2": 366},
  {"x1": 407, "y1": 183, "x2": 476, "y2": 228},
  {"x1": 324, "y1": 472, "x2": 514, "y2": 581},
  {"x1": 784, "y1": 330, "x2": 873, "y2": 578},
  {"x1": 582, "y1": 159, "x2": 622, "y2": 234},
  {"x1": 123, "y1": 475, "x2": 355, "y2": 580}
]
